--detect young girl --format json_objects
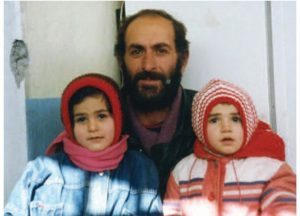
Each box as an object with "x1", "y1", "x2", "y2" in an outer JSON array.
[
  {"x1": 5, "y1": 73, "x2": 162, "y2": 215},
  {"x1": 163, "y1": 79, "x2": 296, "y2": 216}
]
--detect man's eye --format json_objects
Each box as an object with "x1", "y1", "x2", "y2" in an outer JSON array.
[
  {"x1": 156, "y1": 48, "x2": 168, "y2": 55},
  {"x1": 130, "y1": 49, "x2": 143, "y2": 56},
  {"x1": 74, "y1": 116, "x2": 86, "y2": 123}
]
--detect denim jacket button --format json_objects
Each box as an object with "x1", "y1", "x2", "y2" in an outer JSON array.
[{"x1": 99, "y1": 172, "x2": 104, "y2": 176}]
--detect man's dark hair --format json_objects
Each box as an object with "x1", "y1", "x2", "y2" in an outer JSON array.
[
  {"x1": 68, "y1": 87, "x2": 111, "y2": 127},
  {"x1": 114, "y1": 9, "x2": 189, "y2": 66}
]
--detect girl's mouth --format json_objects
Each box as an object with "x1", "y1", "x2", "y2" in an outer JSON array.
[
  {"x1": 221, "y1": 137, "x2": 234, "y2": 144},
  {"x1": 88, "y1": 137, "x2": 103, "y2": 141}
]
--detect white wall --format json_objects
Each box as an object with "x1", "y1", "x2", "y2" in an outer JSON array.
[
  {"x1": 4, "y1": 1, "x2": 28, "y2": 203},
  {"x1": 21, "y1": 1, "x2": 122, "y2": 99},
  {"x1": 271, "y1": 1, "x2": 296, "y2": 172},
  {"x1": 125, "y1": 1, "x2": 296, "y2": 171}
]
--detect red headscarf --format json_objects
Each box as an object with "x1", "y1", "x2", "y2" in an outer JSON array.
[
  {"x1": 46, "y1": 73, "x2": 128, "y2": 172},
  {"x1": 192, "y1": 79, "x2": 285, "y2": 161}
]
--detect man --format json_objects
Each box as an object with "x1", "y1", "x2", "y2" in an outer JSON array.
[{"x1": 115, "y1": 9, "x2": 196, "y2": 196}]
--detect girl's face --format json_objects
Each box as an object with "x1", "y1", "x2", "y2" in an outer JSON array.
[
  {"x1": 206, "y1": 103, "x2": 244, "y2": 155},
  {"x1": 73, "y1": 95, "x2": 115, "y2": 151}
]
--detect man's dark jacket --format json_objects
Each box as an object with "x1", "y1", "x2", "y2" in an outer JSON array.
[{"x1": 122, "y1": 89, "x2": 196, "y2": 196}]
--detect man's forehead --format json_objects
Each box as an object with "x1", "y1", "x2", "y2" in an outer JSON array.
[
  {"x1": 125, "y1": 16, "x2": 175, "y2": 46},
  {"x1": 130, "y1": 15, "x2": 171, "y2": 24}
]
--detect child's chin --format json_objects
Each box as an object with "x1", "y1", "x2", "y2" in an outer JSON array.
[{"x1": 86, "y1": 144, "x2": 106, "y2": 152}]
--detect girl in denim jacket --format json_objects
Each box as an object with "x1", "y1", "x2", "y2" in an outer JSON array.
[{"x1": 5, "y1": 73, "x2": 162, "y2": 215}]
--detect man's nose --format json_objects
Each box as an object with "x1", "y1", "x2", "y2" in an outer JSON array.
[{"x1": 142, "y1": 51, "x2": 157, "y2": 71}]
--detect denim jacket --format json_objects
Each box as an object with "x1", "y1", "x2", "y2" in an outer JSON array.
[{"x1": 4, "y1": 150, "x2": 162, "y2": 215}]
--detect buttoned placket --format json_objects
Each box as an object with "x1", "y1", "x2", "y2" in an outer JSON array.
[{"x1": 85, "y1": 171, "x2": 109, "y2": 215}]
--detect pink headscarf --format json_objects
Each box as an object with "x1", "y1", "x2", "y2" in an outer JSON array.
[{"x1": 46, "y1": 73, "x2": 128, "y2": 172}]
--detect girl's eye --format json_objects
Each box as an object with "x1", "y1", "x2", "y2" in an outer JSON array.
[
  {"x1": 208, "y1": 117, "x2": 219, "y2": 123},
  {"x1": 74, "y1": 116, "x2": 86, "y2": 123},
  {"x1": 232, "y1": 115, "x2": 242, "y2": 123},
  {"x1": 97, "y1": 113, "x2": 108, "y2": 120}
]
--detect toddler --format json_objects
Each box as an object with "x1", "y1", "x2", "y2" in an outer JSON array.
[{"x1": 163, "y1": 79, "x2": 296, "y2": 216}]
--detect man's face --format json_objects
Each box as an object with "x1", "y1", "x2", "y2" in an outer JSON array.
[{"x1": 122, "y1": 16, "x2": 186, "y2": 111}]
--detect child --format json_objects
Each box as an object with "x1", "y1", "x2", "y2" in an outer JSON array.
[
  {"x1": 163, "y1": 79, "x2": 296, "y2": 216},
  {"x1": 5, "y1": 73, "x2": 162, "y2": 215}
]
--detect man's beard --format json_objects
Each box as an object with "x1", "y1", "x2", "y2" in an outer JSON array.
[{"x1": 123, "y1": 61, "x2": 182, "y2": 112}]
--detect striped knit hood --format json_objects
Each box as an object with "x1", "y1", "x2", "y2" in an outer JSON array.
[{"x1": 192, "y1": 79, "x2": 285, "y2": 160}]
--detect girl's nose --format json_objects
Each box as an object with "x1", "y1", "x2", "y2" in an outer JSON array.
[
  {"x1": 221, "y1": 120, "x2": 232, "y2": 132},
  {"x1": 87, "y1": 119, "x2": 98, "y2": 131}
]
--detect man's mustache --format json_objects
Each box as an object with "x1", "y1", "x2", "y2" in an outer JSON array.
[{"x1": 133, "y1": 71, "x2": 166, "y2": 83}]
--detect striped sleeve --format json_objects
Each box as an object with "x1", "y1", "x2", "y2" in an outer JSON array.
[
  {"x1": 260, "y1": 162, "x2": 296, "y2": 216},
  {"x1": 163, "y1": 173, "x2": 182, "y2": 216}
]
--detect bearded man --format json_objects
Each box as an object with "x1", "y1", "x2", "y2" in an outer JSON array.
[{"x1": 115, "y1": 9, "x2": 196, "y2": 196}]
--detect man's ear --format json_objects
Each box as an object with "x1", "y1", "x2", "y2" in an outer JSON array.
[{"x1": 180, "y1": 51, "x2": 189, "y2": 74}]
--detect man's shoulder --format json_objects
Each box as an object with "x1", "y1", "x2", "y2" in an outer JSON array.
[
  {"x1": 182, "y1": 88, "x2": 197, "y2": 97},
  {"x1": 181, "y1": 88, "x2": 197, "y2": 105},
  {"x1": 182, "y1": 88, "x2": 197, "y2": 94},
  {"x1": 178, "y1": 88, "x2": 197, "y2": 116}
]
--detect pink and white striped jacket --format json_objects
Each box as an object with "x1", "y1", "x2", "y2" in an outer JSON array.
[
  {"x1": 164, "y1": 79, "x2": 296, "y2": 216},
  {"x1": 164, "y1": 154, "x2": 296, "y2": 216}
]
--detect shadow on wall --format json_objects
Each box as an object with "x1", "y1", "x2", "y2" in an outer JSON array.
[{"x1": 26, "y1": 98, "x2": 63, "y2": 160}]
